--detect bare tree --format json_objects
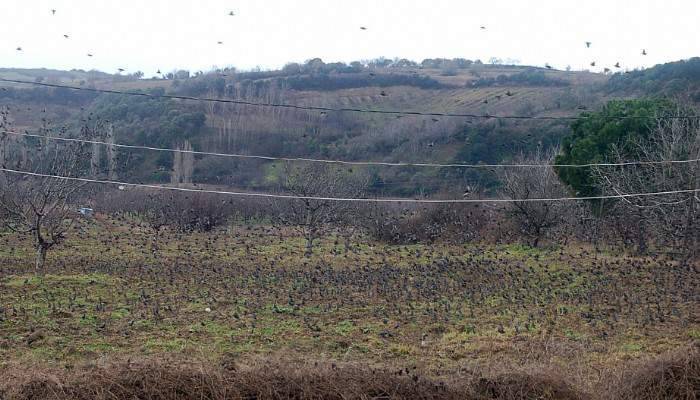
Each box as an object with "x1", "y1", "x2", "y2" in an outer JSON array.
[
  {"x1": 499, "y1": 148, "x2": 568, "y2": 248},
  {"x1": 275, "y1": 163, "x2": 366, "y2": 256},
  {"x1": 0, "y1": 111, "x2": 92, "y2": 271},
  {"x1": 105, "y1": 124, "x2": 118, "y2": 180},
  {"x1": 592, "y1": 109, "x2": 700, "y2": 257},
  {"x1": 171, "y1": 140, "x2": 194, "y2": 186}
]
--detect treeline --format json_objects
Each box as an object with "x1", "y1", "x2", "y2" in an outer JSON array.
[
  {"x1": 606, "y1": 57, "x2": 700, "y2": 98},
  {"x1": 0, "y1": 86, "x2": 98, "y2": 105},
  {"x1": 469, "y1": 68, "x2": 569, "y2": 88},
  {"x1": 282, "y1": 73, "x2": 447, "y2": 91}
]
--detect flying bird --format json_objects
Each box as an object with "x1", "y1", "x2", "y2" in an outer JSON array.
[
  {"x1": 585, "y1": 41, "x2": 591, "y2": 48},
  {"x1": 156, "y1": 69, "x2": 162, "y2": 74},
  {"x1": 614, "y1": 62, "x2": 621, "y2": 68},
  {"x1": 642, "y1": 49, "x2": 647, "y2": 56},
  {"x1": 590, "y1": 61, "x2": 596, "y2": 67},
  {"x1": 16, "y1": 47, "x2": 22, "y2": 51},
  {"x1": 63, "y1": 34, "x2": 69, "y2": 38},
  {"x1": 545, "y1": 63, "x2": 553, "y2": 69},
  {"x1": 87, "y1": 53, "x2": 93, "y2": 57},
  {"x1": 217, "y1": 41, "x2": 223, "y2": 44},
  {"x1": 118, "y1": 68, "x2": 125, "y2": 72},
  {"x1": 228, "y1": 11, "x2": 235, "y2": 16},
  {"x1": 51, "y1": 9, "x2": 56, "y2": 15},
  {"x1": 480, "y1": 26, "x2": 486, "y2": 30}
]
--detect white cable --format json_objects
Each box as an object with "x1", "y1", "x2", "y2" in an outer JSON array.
[
  {"x1": 1, "y1": 167, "x2": 698, "y2": 204},
  {"x1": 4, "y1": 130, "x2": 699, "y2": 169}
]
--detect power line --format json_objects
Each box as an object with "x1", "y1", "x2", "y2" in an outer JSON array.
[
  {"x1": 5, "y1": 130, "x2": 699, "y2": 169},
  {"x1": 1, "y1": 77, "x2": 698, "y2": 122},
  {"x1": 1, "y1": 167, "x2": 698, "y2": 204}
]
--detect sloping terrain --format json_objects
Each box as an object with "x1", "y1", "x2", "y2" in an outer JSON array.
[{"x1": 1, "y1": 58, "x2": 698, "y2": 195}]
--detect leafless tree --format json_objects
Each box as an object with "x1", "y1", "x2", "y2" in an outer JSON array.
[
  {"x1": 105, "y1": 123, "x2": 118, "y2": 180},
  {"x1": 274, "y1": 163, "x2": 367, "y2": 256},
  {"x1": 592, "y1": 109, "x2": 700, "y2": 258},
  {"x1": 499, "y1": 148, "x2": 568, "y2": 248},
  {"x1": 171, "y1": 140, "x2": 194, "y2": 186},
  {"x1": 0, "y1": 110, "x2": 93, "y2": 271}
]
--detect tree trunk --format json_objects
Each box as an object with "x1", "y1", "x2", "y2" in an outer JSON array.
[
  {"x1": 35, "y1": 244, "x2": 47, "y2": 272},
  {"x1": 636, "y1": 211, "x2": 648, "y2": 255},
  {"x1": 305, "y1": 233, "x2": 314, "y2": 257}
]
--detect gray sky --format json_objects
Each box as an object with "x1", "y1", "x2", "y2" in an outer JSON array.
[{"x1": 1, "y1": 0, "x2": 698, "y2": 76}]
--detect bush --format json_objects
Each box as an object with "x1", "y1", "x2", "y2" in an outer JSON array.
[{"x1": 607, "y1": 342, "x2": 699, "y2": 400}]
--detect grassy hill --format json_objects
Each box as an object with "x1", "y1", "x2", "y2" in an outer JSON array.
[{"x1": 1, "y1": 57, "x2": 698, "y2": 196}]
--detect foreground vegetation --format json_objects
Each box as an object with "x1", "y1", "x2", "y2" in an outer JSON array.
[{"x1": 0, "y1": 217, "x2": 697, "y2": 397}]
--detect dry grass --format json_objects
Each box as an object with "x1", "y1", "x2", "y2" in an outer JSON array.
[
  {"x1": 0, "y1": 343, "x2": 697, "y2": 400},
  {"x1": 603, "y1": 341, "x2": 699, "y2": 400}
]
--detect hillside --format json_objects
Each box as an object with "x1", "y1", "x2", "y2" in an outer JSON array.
[{"x1": 1, "y1": 57, "x2": 698, "y2": 196}]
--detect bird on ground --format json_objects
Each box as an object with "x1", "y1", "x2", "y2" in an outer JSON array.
[
  {"x1": 380, "y1": 91, "x2": 388, "y2": 96},
  {"x1": 118, "y1": 68, "x2": 125, "y2": 72},
  {"x1": 545, "y1": 63, "x2": 553, "y2": 69},
  {"x1": 505, "y1": 91, "x2": 514, "y2": 96},
  {"x1": 603, "y1": 67, "x2": 611, "y2": 74},
  {"x1": 427, "y1": 142, "x2": 435, "y2": 147},
  {"x1": 585, "y1": 41, "x2": 592, "y2": 48},
  {"x1": 156, "y1": 69, "x2": 162, "y2": 74},
  {"x1": 431, "y1": 118, "x2": 439, "y2": 122},
  {"x1": 26, "y1": 329, "x2": 45, "y2": 346}
]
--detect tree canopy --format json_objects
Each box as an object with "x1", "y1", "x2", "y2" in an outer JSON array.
[{"x1": 555, "y1": 98, "x2": 677, "y2": 198}]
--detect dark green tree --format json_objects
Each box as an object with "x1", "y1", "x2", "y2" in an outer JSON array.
[{"x1": 555, "y1": 99, "x2": 676, "y2": 198}]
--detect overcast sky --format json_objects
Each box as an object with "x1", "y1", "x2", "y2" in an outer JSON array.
[{"x1": 1, "y1": 0, "x2": 698, "y2": 76}]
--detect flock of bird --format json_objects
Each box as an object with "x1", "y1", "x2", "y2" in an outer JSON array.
[
  {"x1": 11, "y1": 8, "x2": 649, "y2": 77},
  {"x1": 1, "y1": 214, "x2": 696, "y2": 354}
]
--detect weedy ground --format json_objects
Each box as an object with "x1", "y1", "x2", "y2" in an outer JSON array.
[{"x1": 0, "y1": 216, "x2": 697, "y2": 396}]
